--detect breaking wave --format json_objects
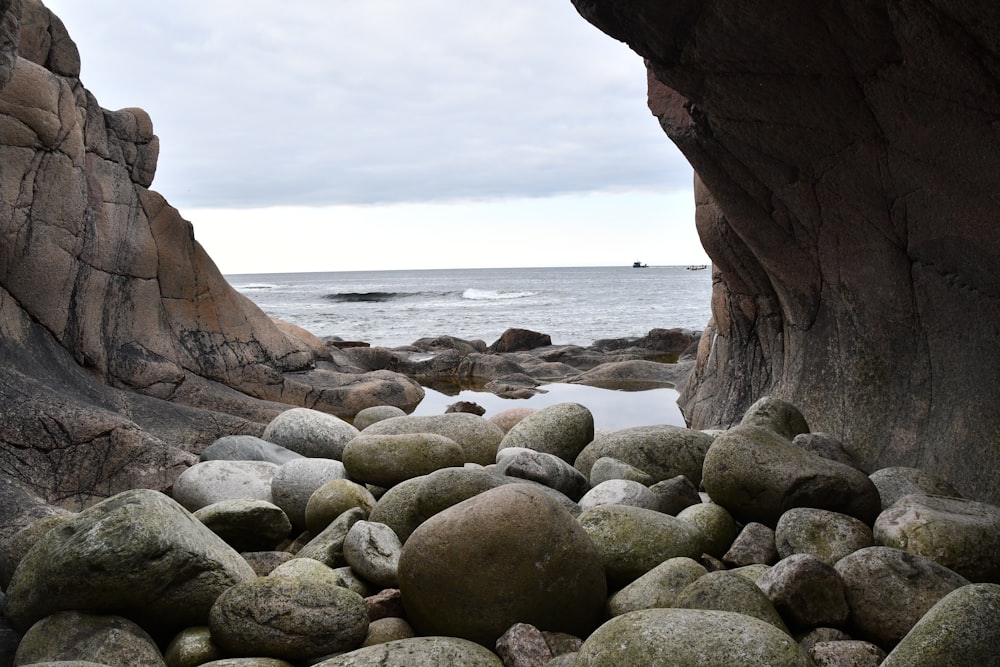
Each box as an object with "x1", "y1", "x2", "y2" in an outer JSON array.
[{"x1": 462, "y1": 289, "x2": 537, "y2": 301}]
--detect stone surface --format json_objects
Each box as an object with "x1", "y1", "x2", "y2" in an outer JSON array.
[
  {"x1": 398, "y1": 484, "x2": 606, "y2": 646},
  {"x1": 578, "y1": 479, "x2": 659, "y2": 511},
  {"x1": 874, "y1": 493, "x2": 1000, "y2": 583},
  {"x1": 576, "y1": 608, "x2": 812, "y2": 666},
  {"x1": 723, "y1": 522, "x2": 778, "y2": 567},
  {"x1": 14, "y1": 611, "x2": 165, "y2": 667},
  {"x1": 775, "y1": 508, "x2": 874, "y2": 566},
  {"x1": 270, "y1": 458, "x2": 348, "y2": 528},
  {"x1": 360, "y1": 414, "x2": 504, "y2": 466},
  {"x1": 494, "y1": 623, "x2": 553, "y2": 667},
  {"x1": 496, "y1": 447, "x2": 590, "y2": 501},
  {"x1": 808, "y1": 640, "x2": 886, "y2": 667},
  {"x1": 208, "y1": 575, "x2": 369, "y2": 661},
  {"x1": 570, "y1": 0, "x2": 1000, "y2": 505},
  {"x1": 588, "y1": 457, "x2": 655, "y2": 486},
  {"x1": 262, "y1": 408, "x2": 359, "y2": 459},
  {"x1": 835, "y1": 546, "x2": 970, "y2": 650},
  {"x1": 4, "y1": 489, "x2": 255, "y2": 635},
  {"x1": 647, "y1": 474, "x2": 702, "y2": 515},
  {"x1": 352, "y1": 405, "x2": 407, "y2": 431},
  {"x1": 312, "y1": 636, "x2": 504, "y2": 666},
  {"x1": 497, "y1": 402, "x2": 595, "y2": 463},
  {"x1": 304, "y1": 479, "x2": 376, "y2": 534},
  {"x1": 574, "y1": 425, "x2": 714, "y2": 486},
  {"x1": 360, "y1": 617, "x2": 415, "y2": 647},
  {"x1": 193, "y1": 499, "x2": 292, "y2": 552},
  {"x1": 676, "y1": 502, "x2": 738, "y2": 559},
  {"x1": 343, "y1": 520, "x2": 402, "y2": 588},
  {"x1": 607, "y1": 556, "x2": 707, "y2": 616},
  {"x1": 739, "y1": 397, "x2": 810, "y2": 440},
  {"x1": 702, "y1": 425, "x2": 881, "y2": 525},
  {"x1": 869, "y1": 467, "x2": 962, "y2": 510},
  {"x1": 164, "y1": 626, "x2": 225, "y2": 667},
  {"x1": 296, "y1": 507, "x2": 366, "y2": 569},
  {"x1": 577, "y1": 503, "x2": 705, "y2": 587},
  {"x1": 200, "y1": 435, "x2": 303, "y2": 465},
  {"x1": 672, "y1": 570, "x2": 789, "y2": 634},
  {"x1": 171, "y1": 460, "x2": 279, "y2": 512},
  {"x1": 366, "y1": 476, "x2": 425, "y2": 543},
  {"x1": 342, "y1": 433, "x2": 465, "y2": 488},
  {"x1": 756, "y1": 554, "x2": 850, "y2": 630},
  {"x1": 488, "y1": 328, "x2": 552, "y2": 353},
  {"x1": 881, "y1": 583, "x2": 1000, "y2": 667},
  {"x1": 413, "y1": 467, "x2": 508, "y2": 523}
]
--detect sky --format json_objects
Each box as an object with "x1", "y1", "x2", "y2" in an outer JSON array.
[{"x1": 43, "y1": 1, "x2": 707, "y2": 274}]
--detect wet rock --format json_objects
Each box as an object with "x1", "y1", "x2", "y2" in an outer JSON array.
[{"x1": 445, "y1": 400, "x2": 486, "y2": 415}]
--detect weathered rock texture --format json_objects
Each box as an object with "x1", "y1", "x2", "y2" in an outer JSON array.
[
  {"x1": 572, "y1": 0, "x2": 1000, "y2": 502},
  {"x1": 0, "y1": 0, "x2": 421, "y2": 507}
]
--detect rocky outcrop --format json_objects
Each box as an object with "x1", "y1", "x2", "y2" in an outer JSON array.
[
  {"x1": 572, "y1": 0, "x2": 1000, "y2": 503},
  {"x1": 0, "y1": 0, "x2": 422, "y2": 507}
]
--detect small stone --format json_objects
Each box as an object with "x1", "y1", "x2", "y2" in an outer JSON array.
[
  {"x1": 353, "y1": 405, "x2": 407, "y2": 431},
  {"x1": 361, "y1": 616, "x2": 415, "y2": 647},
  {"x1": 724, "y1": 522, "x2": 778, "y2": 566},
  {"x1": 497, "y1": 447, "x2": 590, "y2": 501},
  {"x1": 809, "y1": 640, "x2": 886, "y2": 667},
  {"x1": 365, "y1": 588, "x2": 404, "y2": 621},
  {"x1": 495, "y1": 623, "x2": 554, "y2": 667},
  {"x1": 673, "y1": 570, "x2": 789, "y2": 634},
  {"x1": 296, "y1": 507, "x2": 366, "y2": 568},
  {"x1": 607, "y1": 556, "x2": 707, "y2": 616},
  {"x1": 165, "y1": 626, "x2": 225, "y2": 667}
]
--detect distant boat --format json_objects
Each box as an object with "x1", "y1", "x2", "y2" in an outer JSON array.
[
  {"x1": 686, "y1": 264, "x2": 707, "y2": 270},
  {"x1": 632, "y1": 261, "x2": 648, "y2": 268}
]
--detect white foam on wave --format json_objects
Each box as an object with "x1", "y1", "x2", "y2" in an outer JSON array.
[
  {"x1": 462, "y1": 288, "x2": 537, "y2": 301},
  {"x1": 233, "y1": 283, "x2": 279, "y2": 291}
]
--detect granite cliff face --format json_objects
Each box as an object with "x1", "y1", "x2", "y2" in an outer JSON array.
[
  {"x1": 0, "y1": 0, "x2": 422, "y2": 506},
  {"x1": 573, "y1": 1, "x2": 1000, "y2": 501}
]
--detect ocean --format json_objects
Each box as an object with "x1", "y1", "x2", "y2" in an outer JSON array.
[{"x1": 228, "y1": 265, "x2": 713, "y2": 429}]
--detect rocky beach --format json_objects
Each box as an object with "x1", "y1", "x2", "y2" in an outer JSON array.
[{"x1": 3, "y1": 0, "x2": 1000, "y2": 666}]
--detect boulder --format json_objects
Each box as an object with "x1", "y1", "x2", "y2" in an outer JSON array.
[
  {"x1": 881, "y1": 583, "x2": 1000, "y2": 667},
  {"x1": 488, "y1": 328, "x2": 552, "y2": 353},
  {"x1": 775, "y1": 507, "x2": 874, "y2": 566},
  {"x1": 200, "y1": 659, "x2": 294, "y2": 667},
  {"x1": 172, "y1": 460, "x2": 279, "y2": 512},
  {"x1": 361, "y1": 617, "x2": 415, "y2": 647},
  {"x1": 296, "y1": 507, "x2": 366, "y2": 569},
  {"x1": 304, "y1": 479, "x2": 377, "y2": 534},
  {"x1": 366, "y1": 476, "x2": 426, "y2": 543},
  {"x1": 4, "y1": 489, "x2": 255, "y2": 635},
  {"x1": 496, "y1": 447, "x2": 590, "y2": 501},
  {"x1": 575, "y1": 608, "x2": 812, "y2": 666},
  {"x1": 412, "y1": 467, "x2": 507, "y2": 523},
  {"x1": 756, "y1": 554, "x2": 850, "y2": 630},
  {"x1": 835, "y1": 546, "x2": 970, "y2": 649},
  {"x1": 200, "y1": 435, "x2": 303, "y2": 465},
  {"x1": 398, "y1": 484, "x2": 606, "y2": 646},
  {"x1": 648, "y1": 475, "x2": 702, "y2": 515},
  {"x1": 792, "y1": 432, "x2": 859, "y2": 469},
  {"x1": 588, "y1": 457, "x2": 655, "y2": 486},
  {"x1": 738, "y1": 397, "x2": 810, "y2": 440},
  {"x1": 673, "y1": 570, "x2": 789, "y2": 634},
  {"x1": 607, "y1": 556, "x2": 707, "y2": 616},
  {"x1": 0, "y1": 513, "x2": 70, "y2": 589},
  {"x1": 676, "y1": 502, "x2": 739, "y2": 559},
  {"x1": 494, "y1": 623, "x2": 554, "y2": 667},
  {"x1": 342, "y1": 433, "x2": 465, "y2": 487},
  {"x1": 343, "y1": 520, "x2": 402, "y2": 588},
  {"x1": 360, "y1": 414, "x2": 504, "y2": 466},
  {"x1": 808, "y1": 641, "x2": 886, "y2": 667},
  {"x1": 488, "y1": 407, "x2": 536, "y2": 433},
  {"x1": 208, "y1": 575, "x2": 369, "y2": 661},
  {"x1": 874, "y1": 493, "x2": 1000, "y2": 583},
  {"x1": 312, "y1": 636, "x2": 503, "y2": 666},
  {"x1": 270, "y1": 457, "x2": 348, "y2": 528},
  {"x1": 352, "y1": 405, "x2": 407, "y2": 431},
  {"x1": 578, "y1": 479, "x2": 660, "y2": 511},
  {"x1": 193, "y1": 499, "x2": 292, "y2": 552},
  {"x1": 574, "y1": 425, "x2": 714, "y2": 486},
  {"x1": 869, "y1": 467, "x2": 962, "y2": 510},
  {"x1": 14, "y1": 611, "x2": 165, "y2": 667},
  {"x1": 497, "y1": 402, "x2": 594, "y2": 464},
  {"x1": 702, "y1": 425, "x2": 880, "y2": 525},
  {"x1": 577, "y1": 503, "x2": 704, "y2": 587},
  {"x1": 568, "y1": 359, "x2": 691, "y2": 389},
  {"x1": 262, "y1": 408, "x2": 360, "y2": 459},
  {"x1": 723, "y1": 522, "x2": 778, "y2": 567},
  {"x1": 164, "y1": 626, "x2": 225, "y2": 667}
]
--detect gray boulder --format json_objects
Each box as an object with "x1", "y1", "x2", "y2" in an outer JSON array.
[
  {"x1": 676, "y1": 502, "x2": 739, "y2": 559},
  {"x1": 209, "y1": 574, "x2": 369, "y2": 661},
  {"x1": 352, "y1": 405, "x2": 407, "y2": 431},
  {"x1": 756, "y1": 553, "x2": 849, "y2": 630},
  {"x1": 193, "y1": 499, "x2": 292, "y2": 552},
  {"x1": 739, "y1": 397, "x2": 810, "y2": 439},
  {"x1": 574, "y1": 425, "x2": 714, "y2": 486},
  {"x1": 312, "y1": 636, "x2": 503, "y2": 666},
  {"x1": 361, "y1": 413, "x2": 504, "y2": 465},
  {"x1": 607, "y1": 556, "x2": 707, "y2": 617},
  {"x1": 269, "y1": 457, "x2": 348, "y2": 528},
  {"x1": 497, "y1": 402, "x2": 595, "y2": 463},
  {"x1": 577, "y1": 503, "x2": 704, "y2": 587},
  {"x1": 343, "y1": 520, "x2": 402, "y2": 588},
  {"x1": 835, "y1": 546, "x2": 970, "y2": 649},
  {"x1": 869, "y1": 467, "x2": 961, "y2": 510},
  {"x1": 792, "y1": 432, "x2": 859, "y2": 469},
  {"x1": 723, "y1": 522, "x2": 778, "y2": 567},
  {"x1": 14, "y1": 611, "x2": 165, "y2": 667},
  {"x1": 413, "y1": 467, "x2": 507, "y2": 522},
  {"x1": 296, "y1": 507, "x2": 366, "y2": 569},
  {"x1": 496, "y1": 447, "x2": 589, "y2": 501},
  {"x1": 342, "y1": 433, "x2": 465, "y2": 487},
  {"x1": 4, "y1": 489, "x2": 255, "y2": 635},
  {"x1": 775, "y1": 507, "x2": 874, "y2": 566},
  {"x1": 874, "y1": 493, "x2": 1000, "y2": 583},
  {"x1": 575, "y1": 608, "x2": 812, "y2": 666},
  {"x1": 304, "y1": 479, "x2": 376, "y2": 534},
  {"x1": 172, "y1": 460, "x2": 279, "y2": 512},
  {"x1": 367, "y1": 476, "x2": 425, "y2": 543},
  {"x1": 588, "y1": 456, "x2": 655, "y2": 486},
  {"x1": 881, "y1": 583, "x2": 1000, "y2": 667},
  {"x1": 398, "y1": 484, "x2": 606, "y2": 646},
  {"x1": 578, "y1": 479, "x2": 659, "y2": 511},
  {"x1": 200, "y1": 435, "x2": 303, "y2": 465},
  {"x1": 673, "y1": 570, "x2": 789, "y2": 634},
  {"x1": 648, "y1": 474, "x2": 702, "y2": 515},
  {"x1": 702, "y1": 425, "x2": 880, "y2": 525},
  {"x1": 262, "y1": 408, "x2": 360, "y2": 459}
]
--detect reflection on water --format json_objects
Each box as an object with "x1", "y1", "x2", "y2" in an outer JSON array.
[{"x1": 411, "y1": 383, "x2": 686, "y2": 431}]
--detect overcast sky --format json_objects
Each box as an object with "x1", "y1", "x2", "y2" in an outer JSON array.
[{"x1": 44, "y1": 1, "x2": 706, "y2": 273}]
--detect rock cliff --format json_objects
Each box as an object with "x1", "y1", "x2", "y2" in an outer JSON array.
[
  {"x1": 0, "y1": 0, "x2": 422, "y2": 507},
  {"x1": 573, "y1": 1, "x2": 1000, "y2": 502}
]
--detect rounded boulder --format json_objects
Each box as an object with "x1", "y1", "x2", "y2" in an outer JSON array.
[
  {"x1": 360, "y1": 413, "x2": 504, "y2": 466},
  {"x1": 497, "y1": 402, "x2": 595, "y2": 463},
  {"x1": 574, "y1": 425, "x2": 714, "y2": 487},
  {"x1": 262, "y1": 407, "x2": 360, "y2": 459},
  {"x1": 342, "y1": 433, "x2": 465, "y2": 487}
]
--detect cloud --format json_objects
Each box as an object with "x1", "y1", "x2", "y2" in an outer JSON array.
[{"x1": 44, "y1": 0, "x2": 692, "y2": 209}]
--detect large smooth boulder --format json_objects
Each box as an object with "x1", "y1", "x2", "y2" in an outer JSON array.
[
  {"x1": 874, "y1": 493, "x2": 1000, "y2": 583},
  {"x1": 270, "y1": 458, "x2": 348, "y2": 528},
  {"x1": 570, "y1": 0, "x2": 1000, "y2": 505},
  {"x1": 756, "y1": 553, "x2": 849, "y2": 630},
  {"x1": 869, "y1": 467, "x2": 962, "y2": 510},
  {"x1": 14, "y1": 611, "x2": 165, "y2": 667},
  {"x1": 172, "y1": 460, "x2": 279, "y2": 512},
  {"x1": 574, "y1": 425, "x2": 714, "y2": 486},
  {"x1": 360, "y1": 414, "x2": 504, "y2": 466},
  {"x1": 672, "y1": 570, "x2": 789, "y2": 634},
  {"x1": 576, "y1": 608, "x2": 812, "y2": 666},
  {"x1": 496, "y1": 447, "x2": 590, "y2": 501},
  {"x1": 193, "y1": 499, "x2": 292, "y2": 552},
  {"x1": 497, "y1": 402, "x2": 594, "y2": 463},
  {"x1": 881, "y1": 583, "x2": 1000, "y2": 667},
  {"x1": 342, "y1": 433, "x2": 465, "y2": 487},
  {"x1": 607, "y1": 556, "x2": 707, "y2": 616},
  {"x1": 398, "y1": 484, "x2": 606, "y2": 646},
  {"x1": 200, "y1": 435, "x2": 303, "y2": 465},
  {"x1": 702, "y1": 425, "x2": 881, "y2": 525},
  {"x1": 262, "y1": 408, "x2": 359, "y2": 459},
  {"x1": 835, "y1": 546, "x2": 970, "y2": 649},
  {"x1": 775, "y1": 507, "x2": 874, "y2": 566},
  {"x1": 4, "y1": 489, "x2": 255, "y2": 635},
  {"x1": 313, "y1": 636, "x2": 503, "y2": 666}
]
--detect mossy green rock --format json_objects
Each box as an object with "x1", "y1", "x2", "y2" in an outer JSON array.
[
  {"x1": 673, "y1": 570, "x2": 790, "y2": 634},
  {"x1": 4, "y1": 489, "x2": 254, "y2": 635},
  {"x1": 577, "y1": 504, "x2": 704, "y2": 587},
  {"x1": 14, "y1": 611, "x2": 165, "y2": 666},
  {"x1": 398, "y1": 485, "x2": 606, "y2": 647},
  {"x1": 574, "y1": 425, "x2": 714, "y2": 486},
  {"x1": 312, "y1": 636, "x2": 503, "y2": 666},
  {"x1": 739, "y1": 396, "x2": 810, "y2": 439},
  {"x1": 576, "y1": 608, "x2": 812, "y2": 666},
  {"x1": 497, "y1": 402, "x2": 595, "y2": 463},
  {"x1": 677, "y1": 502, "x2": 739, "y2": 558},
  {"x1": 413, "y1": 467, "x2": 507, "y2": 522},
  {"x1": 367, "y1": 476, "x2": 426, "y2": 543},
  {"x1": 342, "y1": 433, "x2": 465, "y2": 488},
  {"x1": 882, "y1": 583, "x2": 1000, "y2": 667},
  {"x1": 607, "y1": 556, "x2": 707, "y2": 616},
  {"x1": 874, "y1": 494, "x2": 1000, "y2": 583},
  {"x1": 164, "y1": 626, "x2": 224, "y2": 667},
  {"x1": 702, "y1": 425, "x2": 881, "y2": 526},
  {"x1": 193, "y1": 499, "x2": 292, "y2": 552},
  {"x1": 304, "y1": 479, "x2": 376, "y2": 534},
  {"x1": 775, "y1": 507, "x2": 873, "y2": 565},
  {"x1": 360, "y1": 413, "x2": 504, "y2": 466}
]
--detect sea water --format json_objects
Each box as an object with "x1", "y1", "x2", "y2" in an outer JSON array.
[{"x1": 228, "y1": 265, "x2": 714, "y2": 429}]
